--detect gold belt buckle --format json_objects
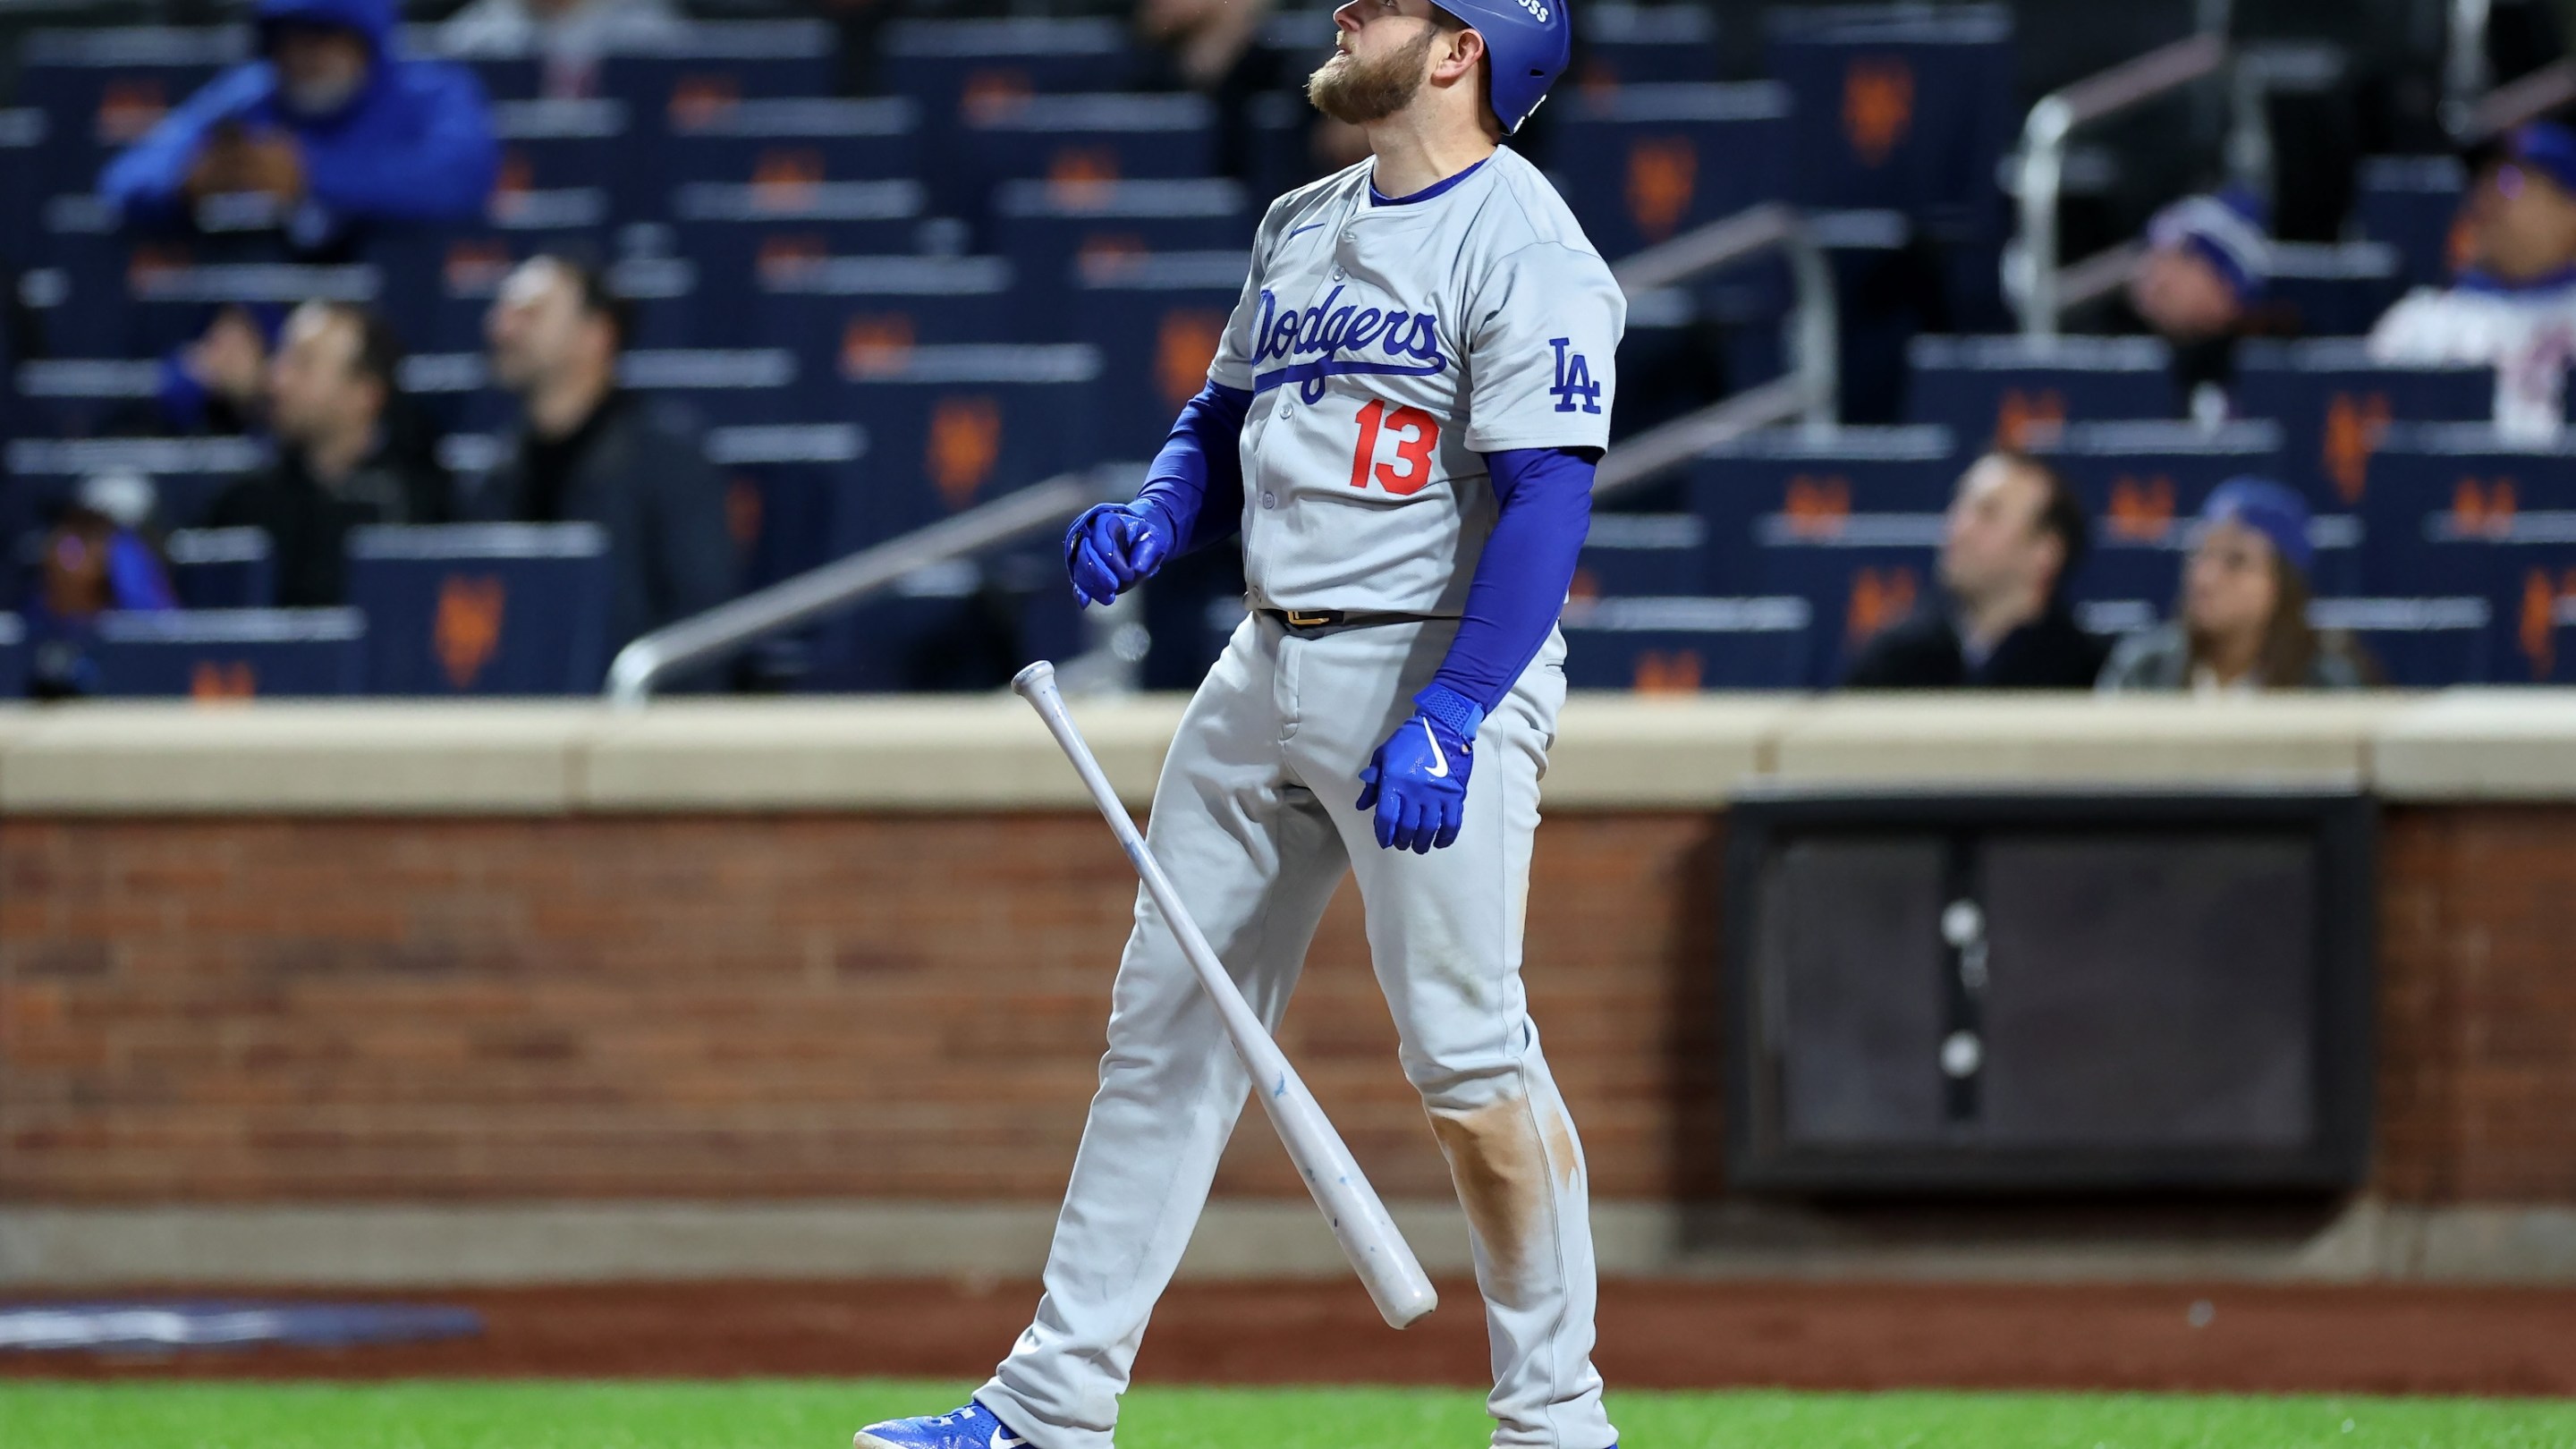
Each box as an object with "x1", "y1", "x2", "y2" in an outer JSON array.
[{"x1": 1284, "y1": 609, "x2": 1334, "y2": 628}]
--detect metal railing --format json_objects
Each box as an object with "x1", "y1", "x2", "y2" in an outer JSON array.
[
  {"x1": 2014, "y1": 32, "x2": 2230, "y2": 339},
  {"x1": 2468, "y1": 55, "x2": 2576, "y2": 140},
  {"x1": 605, "y1": 202, "x2": 1842, "y2": 702},
  {"x1": 1597, "y1": 201, "x2": 1838, "y2": 496},
  {"x1": 604, "y1": 466, "x2": 1127, "y2": 706}
]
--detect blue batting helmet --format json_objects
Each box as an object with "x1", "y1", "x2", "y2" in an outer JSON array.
[{"x1": 1431, "y1": 0, "x2": 1572, "y2": 135}]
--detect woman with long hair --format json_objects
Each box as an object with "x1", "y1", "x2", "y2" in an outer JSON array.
[{"x1": 2099, "y1": 478, "x2": 2371, "y2": 693}]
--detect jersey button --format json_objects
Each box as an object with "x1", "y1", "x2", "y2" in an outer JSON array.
[
  {"x1": 1260, "y1": 491, "x2": 1277, "y2": 510},
  {"x1": 1276, "y1": 402, "x2": 1292, "y2": 419},
  {"x1": 1342, "y1": 231, "x2": 1356, "y2": 242},
  {"x1": 1329, "y1": 267, "x2": 1345, "y2": 280}
]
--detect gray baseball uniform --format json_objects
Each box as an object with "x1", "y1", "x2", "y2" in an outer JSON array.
[{"x1": 979, "y1": 148, "x2": 1625, "y2": 1449}]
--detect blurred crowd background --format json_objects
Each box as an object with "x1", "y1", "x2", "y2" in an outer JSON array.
[{"x1": 0, "y1": 0, "x2": 2572, "y2": 700}]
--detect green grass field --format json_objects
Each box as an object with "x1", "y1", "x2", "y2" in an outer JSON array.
[{"x1": 4, "y1": 1381, "x2": 2572, "y2": 1449}]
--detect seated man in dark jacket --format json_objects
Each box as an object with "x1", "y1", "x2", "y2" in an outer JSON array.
[
  {"x1": 1842, "y1": 450, "x2": 2107, "y2": 690},
  {"x1": 208, "y1": 300, "x2": 450, "y2": 606},
  {"x1": 473, "y1": 255, "x2": 733, "y2": 653}
]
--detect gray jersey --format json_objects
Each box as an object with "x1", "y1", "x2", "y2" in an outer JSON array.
[{"x1": 1208, "y1": 147, "x2": 1626, "y2": 616}]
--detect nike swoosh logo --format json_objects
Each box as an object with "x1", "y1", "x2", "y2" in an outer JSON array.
[
  {"x1": 1419, "y1": 717, "x2": 1448, "y2": 778},
  {"x1": 989, "y1": 1432, "x2": 1026, "y2": 1449},
  {"x1": 1285, "y1": 222, "x2": 1326, "y2": 240}
]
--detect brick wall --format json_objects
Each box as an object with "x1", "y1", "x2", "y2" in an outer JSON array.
[{"x1": 0, "y1": 807, "x2": 2563, "y2": 1206}]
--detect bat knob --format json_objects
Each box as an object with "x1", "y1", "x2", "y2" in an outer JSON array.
[{"x1": 1012, "y1": 660, "x2": 1058, "y2": 699}]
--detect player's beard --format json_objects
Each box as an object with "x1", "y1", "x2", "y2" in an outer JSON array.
[{"x1": 1306, "y1": 27, "x2": 1436, "y2": 126}]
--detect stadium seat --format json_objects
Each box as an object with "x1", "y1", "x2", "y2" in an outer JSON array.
[
  {"x1": 2309, "y1": 595, "x2": 2495, "y2": 687},
  {"x1": 2260, "y1": 242, "x2": 2404, "y2": 340},
  {"x1": 14, "y1": 26, "x2": 242, "y2": 201},
  {"x1": 2231, "y1": 339, "x2": 2492, "y2": 511},
  {"x1": 1574, "y1": 513, "x2": 1711, "y2": 597},
  {"x1": 876, "y1": 18, "x2": 1140, "y2": 137},
  {"x1": 10, "y1": 357, "x2": 162, "y2": 441},
  {"x1": 1903, "y1": 335, "x2": 2178, "y2": 445},
  {"x1": 164, "y1": 526, "x2": 275, "y2": 608},
  {"x1": 659, "y1": 96, "x2": 920, "y2": 225},
  {"x1": 1558, "y1": 595, "x2": 1815, "y2": 691},
  {"x1": 601, "y1": 21, "x2": 838, "y2": 136},
  {"x1": 989, "y1": 178, "x2": 1253, "y2": 295},
  {"x1": 1547, "y1": 82, "x2": 1792, "y2": 260},
  {"x1": 87, "y1": 606, "x2": 366, "y2": 698},
  {"x1": 0, "y1": 613, "x2": 24, "y2": 699},
  {"x1": 1067, "y1": 250, "x2": 1250, "y2": 453},
  {"x1": 4, "y1": 435, "x2": 268, "y2": 535},
  {"x1": 2360, "y1": 424, "x2": 2576, "y2": 682},
  {"x1": 2353, "y1": 155, "x2": 2464, "y2": 292},
  {"x1": 1686, "y1": 425, "x2": 1962, "y2": 592},
  {"x1": 748, "y1": 254, "x2": 1017, "y2": 360},
  {"x1": 0, "y1": 107, "x2": 44, "y2": 275},
  {"x1": 668, "y1": 179, "x2": 932, "y2": 328},
  {"x1": 954, "y1": 93, "x2": 1217, "y2": 226},
  {"x1": 483, "y1": 97, "x2": 626, "y2": 233},
  {"x1": 1766, "y1": 4, "x2": 2017, "y2": 239},
  {"x1": 1571, "y1": 4, "x2": 1724, "y2": 89},
  {"x1": 345, "y1": 523, "x2": 614, "y2": 694},
  {"x1": 705, "y1": 421, "x2": 869, "y2": 595},
  {"x1": 2022, "y1": 419, "x2": 2334, "y2": 606}
]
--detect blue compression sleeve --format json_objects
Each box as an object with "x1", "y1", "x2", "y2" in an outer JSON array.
[
  {"x1": 1421, "y1": 446, "x2": 1597, "y2": 728},
  {"x1": 1132, "y1": 382, "x2": 1252, "y2": 554}
]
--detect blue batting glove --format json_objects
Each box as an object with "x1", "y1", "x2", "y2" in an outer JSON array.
[
  {"x1": 1064, "y1": 502, "x2": 1175, "y2": 607},
  {"x1": 1355, "y1": 684, "x2": 1483, "y2": 853}
]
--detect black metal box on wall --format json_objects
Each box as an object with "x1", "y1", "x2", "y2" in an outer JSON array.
[{"x1": 1724, "y1": 788, "x2": 2377, "y2": 1193}]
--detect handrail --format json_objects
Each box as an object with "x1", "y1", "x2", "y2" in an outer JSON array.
[
  {"x1": 2445, "y1": 0, "x2": 2495, "y2": 136},
  {"x1": 2468, "y1": 55, "x2": 2576, "y2": 140},
  {"x1": 2016, "y1": 33, "x2": 2230, "y2": 338},
  {"x1": 604, "y1": 467, "x2": 1126, "y2": 706},
  {"x1": 1601, "y1": 200, "x2": 1839, "y2": 495}
]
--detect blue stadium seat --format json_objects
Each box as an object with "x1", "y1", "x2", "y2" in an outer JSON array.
[
  {"x1": 164, "y1": 526, "x2": 275, "y2": 608},
  {"x1": 704, "y1": 422, "x2": 869, "y2": 594},
  {"x1": 405, "y1": 346, "x2": 808, "y2": 436},
  {"x1": 1575, "y1": 513, "x2": 1710, "y2": 597},
  {"x1": 1547, "y1": 82, "x2": 1792, "y2": 260},
  {"x1": 1559, "y1": 595, "x2": 1815, "y2": 691},
  {"x1": 659, "y1": 97, "x2": 921, "y2": 225},
  {"x1": 15, "y1": 26, "x2": 243, "y2": 201},
  {"x1": 1766, "y1": 4, "x2": 2016, "y2": 239},
  {"x1": 600, "y1": 21, "x2": 838, "y2": 135},
  {"x1": 87, "y1": 606, "x2": 365, "y2": 698},
  {"x1": 2261, "y1": 242, "x2": 2404, "y2": 339},
  {"x1": 366, "y1": 225, "x2": 601, "y2": 356},
  {"x1": 2231, "y1": 339, "x2": 2492, "y2": 512},
  {"x1": 1067, "y1": 250, "x2": 1250, "y2": 453},
  {"x1": 0, "y1": 613, "x2": 24, "y2": 699},
  {"x1": 123, "y1": 255, "x2": 380, "y2": 360},
  {"x1": 1686, "y1": 425, "x2": 1962, "y2": 593},
  {"x1": 668, "y1": 180, "x2": 932, "y2": 328},
  {"x1": 485, "y1": 97, "x2": 627, "y2": 232},
  {"x1": 748, "y1": 255, "x2": 1016, "y2": 360},
  {"x1": 345, "y1": 523, "x2": 613, "y2": 694},
  {"x1": 2024, "y1": 419, "x2": 2332, "y2": 605},
  {"x1": 2354, "y1": 156, "x2": 2463, "y2": 292},
  {"x1": 0, "y1": 108, "x2": 45, "y2": 273},
  {"x1": 1572, "y1": 4, "x2": 1724, "y2": 89},
  {"x1": 827, "y1": 344, "x2": 1104, "y2": 543},
  {"x1": 2309, "y1": 596, "x2": 2495, "y2": 687},
  {"x1": 876, "y1": 19, "x2": 1140, "y2": 137},
  {"x1": 954, "y1": 94, "x2": 1217, "y2": 225},
  {"x1": 1904, "y1": 335, "x2": 2177, "y2": 445},
  {"x1": 4, "y1": 435, "x2": 268, "y2": 535},
  {"x1": 989, "y1": 178, "x2": 1252, "y2": 294},
  {"x1": 11, "y1": 357, "x2": 163, "y2": 440},
  {"x1": 2360, "y1": 424, "x2": 2576, "y2": 682}
]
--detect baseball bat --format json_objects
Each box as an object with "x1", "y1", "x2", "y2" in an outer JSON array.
[{"x1": 1011, "y1": 660, "x2": 1438, "y2": 1330}]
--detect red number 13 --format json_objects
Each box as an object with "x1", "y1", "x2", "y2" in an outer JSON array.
[{"x1": 1346, "y1": 400, "x2": 1442, "y2": 497}]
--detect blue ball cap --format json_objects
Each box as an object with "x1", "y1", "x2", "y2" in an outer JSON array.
[
  {"x1": 2200, "y1": 477, "x2": 2313, "y2": 575},
  {"x1": 2509, "y1": 120, "x2": 2576, "y2": 197}
]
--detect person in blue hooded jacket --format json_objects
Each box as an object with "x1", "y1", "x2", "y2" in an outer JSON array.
[{"x1": 100, "y1": 0, "x2": 498, "y2": 251}]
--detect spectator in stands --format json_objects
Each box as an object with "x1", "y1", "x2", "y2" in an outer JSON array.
[
  {"x1": 23, "y1": 470, "x2": 181, "y2": 698},
  {"x1": 2098, "y1": 478, "x2": 2368, "y2": 693},
  {"x1": 114, "y1": 304, "x2": 277, "y2": 438},
  {"x1": 2370, "y1": 120, "x2": 2576, "y2": 441},
  {"x1": 476, "y1": 255, "x2": 733, "y2": 653},
  {"x1": 436, "y1": 0, "x2": 689, "y2": 99},
  {"x1": 1843, "y1": 451, "x2": 2108, "y2": 690},
  {"x1": 207, "y1": 300, "x2": 451, "y2": 607},
  {"x1": 2125, "y1": 189, "x2": 2271, "y2": 423},
  {"x1": 100, "y1": 0, "x2": 498, "y2": 252}
]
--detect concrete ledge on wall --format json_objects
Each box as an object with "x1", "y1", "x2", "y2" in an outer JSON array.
[
  {"x1": 2374, "y1": 691, "x2": 2576, "y2": 801},
  {"x1": 10, "y1": 1199, "x2": 2576, "y2": 1288},
  {"x1": 1770, "y1": 695, "x2": 2396, "y2": 787}
]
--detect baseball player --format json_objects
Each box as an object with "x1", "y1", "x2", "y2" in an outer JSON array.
[{"x1": 859, "y1": 0, "x2": 1622, "y2": 1445}]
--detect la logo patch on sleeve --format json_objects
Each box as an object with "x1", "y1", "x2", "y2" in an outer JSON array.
[{"x1": 1549, "y1": 338, "x2": 1602, "y2": 415}]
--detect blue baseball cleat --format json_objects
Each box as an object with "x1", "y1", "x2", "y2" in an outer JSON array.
[{"x1": 853, "y1": 1399, "x2": 1030, "y2": 1449}]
